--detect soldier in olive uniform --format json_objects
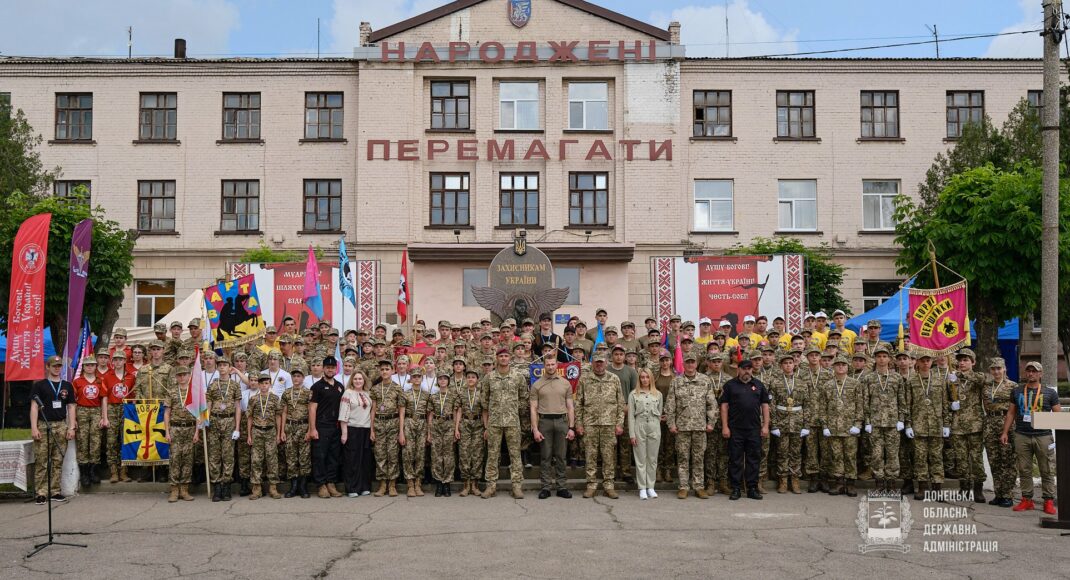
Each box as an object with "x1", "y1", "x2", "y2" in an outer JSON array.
[
  {"x1": 769, "y1": 353, "x2": 812, "y2": 494},
  {"x1": 247, "y1": 374, "x2": 283, "y2": 500},
  {"x1": 950, "y1": 349, "x2": 986, "y2": 502},
  {"x1": 278, "y1": 335, "x2": 308, "y2": 376},
  {"x1": 163, "y1": 321, "x2": 185, "y2": 364},
  {"x1": 798, "y1": 347, "x2": 828, "y2": 492},
  {"x1": 480, "y1": 349, "x2": 528, "y2": 499},
  {"x1": 281, "y1": 368, "x2": 313, "y2": 498},
  {"x1": 401, "y1": 368, "x2": 429, "y2": 497},
  {"x1": 428, "y1": 371, "x2": 458, "y2": 496},
  {"x1": 982, "y1": 357, "x2": 1017, "y2": 507},
  {"x1": 820, "y1": 355, "x2": 864, "y2": 497},
  {"x1": 370, "y1": 360, "x2": 405, "y2": 497},
  {"x1": 862, "y1": 347, "x2": 907, "y2": 492},
  {"x1": 665, "y1": 353, "x2": 717, "y2": 499},
  {"x1": 164, "y1": 366, "x2": 198, "y2": 503},
  {"x1": 138, "y1": 340, "x2": 173, "y2": 399},
  {"x1": 454, "y1": 369, "x2": 485, "y2": 497},
  {"x1": 895, "y1": 350, "x2": 917, "y2": 494},
  {"x1": 904, "y1": 353, "x2": 951, "y2": 500},
  {"x1": 575, "y1": 353, "x2": 625, "y2": 499},
  {"x1": 205, "y1": 357, "x2": 242, "y2": 502},
  {"x1": 704, "y1": 356, "x2": 731, "y2": 495}
]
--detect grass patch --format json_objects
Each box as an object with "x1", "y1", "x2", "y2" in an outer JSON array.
[{"x1": 0, "y1": 428, "x2": 32, "y2": 442}]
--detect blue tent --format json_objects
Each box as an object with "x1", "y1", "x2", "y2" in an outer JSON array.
[{"x1": 0, "y1": 328, "x2": 58, "y2": 364}]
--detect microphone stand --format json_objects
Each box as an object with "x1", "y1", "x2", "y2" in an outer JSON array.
[{"x1": 27, "y1": 399, "x2": 87, "y2": 558}]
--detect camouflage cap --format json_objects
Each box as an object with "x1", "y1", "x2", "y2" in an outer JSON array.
[
  {"x1": 895, "y1": 350, "x2": 913, "y2": 359},
  {"x1": 265, "y1": 325, "x2": 278, "y2": 333},
  {"x1": 437, "y1": 320, "x2": 451, "y2": 328},
  {"x1": 46, "y1": 355, "x2": 63, "y2": 366},
  {"x1": 233, "y1": 352, "x2": 248, "y2": 361},
  {"x1": 867, "y1": 319, "x2": 882, "y2": 328},
  {"x1": 257, "y1": 372, "x2": 271, "y2": 382},
  {"x1": 187, "y1": 318, "x2": 202, "y2": 328},
  {"x1": 291, "y1": 368, "x2": 304, "y2": 377},
  {"x1": 778, "y1": 352, "x2": 795, "y2": 363},
  {"x1": 805, "y1": 346, "x2": 822, "y2": 356},
  {"x1": 294, "y1": 337, "x2": 304, "y2": 345},
  {"x1": 1025, "y1": 361, "x2": 1043, "y2": 372},
  {"x1": 820, "y1": 349, "x2": 835, "y2": 359},
  {"x1": 328, "y1": 328, "x2": 340, "y2": 336},
  {"x1": 303, "y1": 328, "x2": 316, "y2": 336},
  {"x1": 681, "y1": 320, "x2": 695, "y2": 329},
  {"x1": 760, "y1": 343, "x2": 776, "y2": 353},
  {"x1": 592, "y1": 353, "x2": 608, "y2": 363},
  {"x1": 409, "y1": 367, "x2": 424, "y2": 376},
  {"x1": 620, "y1": 320, "x2": 635, "y2": 328},
  {"x1": 852, "y1": 351, "x2": 869, "y2": 360},
  {"x1": 318, "y1": 321, "x2": 331, "y2": 328},
  {"x1": 499, "y1": 322, "x2": 511, "y2": 330},
  {"x1": 521, "y1": 318, "x2": 534, "y2": 326},
  {"x1": 604, "y1": 325, "x2": 619, "y2": 334},
  {"x1": 201, "y1": 351, "x2": 217, "y2": 360},
  {"x1": 827, "y1": 328, "x2": 842, "y2": 337},
  {"x1": 174, "y1": 365, "x2": 191, "y2": 375},
  {"x1": 682, "y1": 352, "x2": 698, "y2": 363},
  {"x1": 873, "y1": 346, "x2": 891, "y2": 356},
  {"x1": 278, "y1": 334, "x2": 293, "y2": 344},
  {"x1": 149, "y1": 339, "x2": 165, "y2": 349},
  {"x1": 178, "y1": 350, "x2": 194, "y2": 359},
  {"x1": 988, "y1": 357, "x2": 1006, "y2": 369},
  {"x1": 956, "y1": 348, "x2": 976, "y2": 360},
  {"x1": 479, "y1": 332, "x2": 493, "y2": 340},
  {"x1": 452, "y1": 357, "x2": 468, "y2": 365},
  {"x1": 216, "y1": 355, "x2": 231, "y2": 365},
  {"x1": 94, "y1": 347, "x2": 110, "y2": 357},
  {"x1": 170, "y1": 320, "x2": 184, "y2": 329},
  {"x1": 669, "y1": 314, "x2": 682, "y2": 322},
  {"x1": 111, "y1": 351, "x2": 127, "y2": 360},
  {"x1": 267, "y1": 350, "x2": 282, "y2": 360},
  {"x1": 503, "y1": 318, "x2": 516, "y2": 326},
  {"x1": 113, "y1": 327, "x2": 128, "y2": 337},
  {"x1": 749, "y1": 350, "x2": 763, "y2": 360},
  {"x1": 153, "y1": 322, "x2": 167, "y2": 332},
  {"x1": 343, "y1": 356, "x2": 357, "y2": 365},
  {"x1": 81, "y1": 356, "x2": 97, "y2": 366},
  {"x1": 437, "y1": 370, "x2": 451, "y2": 379},
  {"x1": 481, "y1": 357, "x2": 494, "y2": 366},
  {"x1": 832, "y1": 355, "x2": 850, "y2": 365}
]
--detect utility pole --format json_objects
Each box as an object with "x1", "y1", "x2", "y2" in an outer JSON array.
[
  {"x1": 724, "y1": 0, "x2": 729, "y2": 58},
  {"x1": 128, "y1": 26, "x2": 132, "y2": 58},
  {"x1": 926, "y1": 25, "x2": 940, "y2": 58},
  {"x1": 1041, "y1": 0, "x2": 1062, "y2": 385}
]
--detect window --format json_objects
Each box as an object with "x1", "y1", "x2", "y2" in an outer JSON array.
[
  {"x1": 862, "y1": 280, "x2": 901, "y2": 313},
  {"x1": 139, "y1": 93, "x2": 177, "y2": 141},
  {"x1": 1032, "y1": 311, "x2": 1042, "y2": 333},
  {"x1": 776, "y1": 90, "x2": 815, "y2": 138},
  {"x1": 499, "y1": 82, "x2": 539, "y2": 130},
  {"x1": 137, "y1": 180, "x2": 176, "y2": 232},
  {"x1": 0, "y1": 92, "x2": 10, "y2": 119},
  {"x1": 462, "y1": 268, "x2": 488, "y2": 306},
  {"x1": 499, "y1": 173, "x2": 539, "y2": 226},
  {"x1": 777, "y1": 180, "x2": 817, "y2": 231},
  {"x1": 860, "y1": 91, "x2": 899, "y2": 138},
  {"x1": 303, "y1": 179, "x2": 342, "y2": 231},
  {"x1": 430, "y1": 81, "x2": 470, "y2": 129},
  {"x1": 1028, "y1": 90, "x2": 1043, "y2": 110},
  {"x1": 55, "y1": 93, "x2": 93, "y2": 141},
  {"x1": 862, "y1": 180, "x2": 899, "y2": 230},
  {"x1": 221, "y1": 180, "x2": 260, "y2": 232},
  {"x1": 693, "y1": 90, "x2": 731, "y2": 137},
  {"x1": 946, "y1": 91, "x2": 983, "y2": 138},
  {"x1": 568, "y1": 172, "x2": 609, "y2": 226},
  {"x1": 134, "y1": 280, "x2": 175, "y2": 327},
  {"x1": 54, "y1": 180, "x2": 91, "y2": 204},
  {"x1": 568, "y1": 82, "x2": 608, "y2": 130},
  {"x1": 222, "y1": 93, "x2": 261, "y2": 140},
  {"x1": 304, "y1": 92, "x2": 344, "y2": 139},
  {"x1": 554, "y1": 267, "x2": 580, "y2": 305},
  {"x1": 430, "y1": 173, "x2": 470, "y2": 226},
  {"x1": 693, "y1": 180, "x2": 733, "y2": 231}
]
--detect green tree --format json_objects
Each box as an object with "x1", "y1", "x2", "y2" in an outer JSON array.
[
  {"x1": 724, "y1": 237, "x2": 850, "y2": 315},
  {"x1": 0, "y1": 102, "x2": 57, "y2": 204},
  {"x1": 238, "y1": 239, "x2": 325, "y2": 263}
]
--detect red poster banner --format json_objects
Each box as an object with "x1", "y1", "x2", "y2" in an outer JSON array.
[
  {"x1": 264, "y1": 262, "x2": 334, "y2": 331},
  {"x1": 692, "y1": 255, "x2": 767, "y2": 336},
  {"x1": 6, "y1": 213, "x2": 52, "y2": 381}
]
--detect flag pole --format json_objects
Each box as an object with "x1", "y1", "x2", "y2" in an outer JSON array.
[{"x1": 201, "y1": 429, "x2": 210, "y2": 498}]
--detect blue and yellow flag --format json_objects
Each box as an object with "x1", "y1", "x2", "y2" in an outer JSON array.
[
  {"x1": 204, "y1": 274, "x2": 265, "y2": 348},
  {"x1": 121, "y1": 401, "x2": 170, "y2": 466}
]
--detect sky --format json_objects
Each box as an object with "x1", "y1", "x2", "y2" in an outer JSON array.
[{"x1": 0, "y1": 0, "x2": 1046, "y2": 59}]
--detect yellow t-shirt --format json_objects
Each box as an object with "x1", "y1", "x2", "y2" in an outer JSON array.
[
  {"x1": 809, "y1": 331, "x2": 828, "y2": 351},
  {"x1": 837, "y1": 329, "x2": 857, "y2": 354}
]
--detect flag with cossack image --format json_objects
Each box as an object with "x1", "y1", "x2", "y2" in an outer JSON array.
[{"x1": 907, "y1": 280, "x2": 970, "y2": 357}]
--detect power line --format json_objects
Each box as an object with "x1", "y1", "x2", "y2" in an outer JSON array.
[{"x1": 756, "y1": 28, "x2": 1042, "y2": 58}]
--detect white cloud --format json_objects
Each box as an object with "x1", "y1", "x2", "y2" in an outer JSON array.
[
  {"x1": 985, "y1": 0, "x2": 1042, "y2": 57},
  {"x1": 650, "y1": 0, "x2": 798, "y2": 58},
  {"x1": 328, "y1": 0, "x2": 446, "y2": 54},
  {"x1": 0, "y1": 0, "x2": 239, "y2": 57}
]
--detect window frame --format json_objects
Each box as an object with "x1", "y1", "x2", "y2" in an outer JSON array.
[
  {"x1": 498, "y1": 172, "x2": 540, "y2": 227},
  {"x1": 429, "y1": 80, "x2": 471, "y2": 130},
  {"x1": 776, "y1": 90, "x2": 816, "y2": 139},
  {"x1": 221, "y1": 92, "x2": 262, "y2": 141},
  {"x1": 302, "y1": 179, "x2": 343, "y2": 232},
  {"x1": 303, "y1": 92, "x2": 344, "y2": 140},
  {"x1": 220, "y1": 179, "x2": 261, "y2": 233},
  {"x1": 861, "y1": 179, "x2": 899, "y2": 231},
  {"x1": 498, "y1": 81, "x2": 540, "y2": 131},
  {"x1": 693, "y1": 90, "x2": 732, "y2": 137},
  {"x1": 136, "y1": 180, "x2": 177, "y2": 233},
  {"x1": 945, "y1": 90, "x2": 984, "y2": 139},
  {"x1": 777, "y1": 179, "x2": 818, "y2": 232},
  {"x1": 138, "y1": 92, "x2": 178, "y2": 141},
  {"x1": 568, "y1": 172, "x2": 610, "y2": 227},
  {"x1": 859, "y1": 90, "x2": 900, "y2": 139},
  {"x1": 862, "y1": 280, "x2": 902, "y2": 313},
  {"x1": 55, "y1": 93, "x2": 93, "y2": 141},
  {"x1": 692, "y1": 179, "x2": 734, "y2": 232},
  {"x1": 134, "y1": 279, "x2": 176, "y2": 327},
  {"x1": 429, "y1": 172, "x2": 471, "y2": 227},
  {"x1": 567, "y1": 81, "x2": 609, "y2": 131},
  {"x1": 554, "y1": 267, "x2": 581, "y2": 305},
  {"x1": 1027, "y1": 89, "x2": 1043, "y2": 110},
  {"x1": 462, "y1": 268, "x2": 488, "y2": 306},
  {"x1": 54, "y1": 180, "x2": 91, "y2": 205}
]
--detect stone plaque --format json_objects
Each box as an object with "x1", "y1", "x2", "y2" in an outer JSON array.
[{"x1": 471, "y1": 236, "x2": 570, "y2": 323}]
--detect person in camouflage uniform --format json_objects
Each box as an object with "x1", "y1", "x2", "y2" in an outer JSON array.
[
  {"x1": 370, "y1": 360, "x2": 404, "y2": 497},
  {"x1": 480, "y1": 349, "x2": 528, "y2": 499},
  {"x1": 278, "y1": 335, "x2": 307, "y2": 376},
  {"x1": 798, "y1": 347, "x2": 828, "y2": 492},
  {"x1": 704, "y1": 356, "x2": 731, "y2": 495},
  {"x1": 950, "y1": 349, "x2": 987, "y2": 502},
  {"x1": 138, "y1": 341, "x2": 173, "y2": 399},
  {"x1": 164, "y1": 366, "x2": 197, "y2": 503},
  {"x1": 769, "y1": 353, "x2": 812, "y2": 494},
  {"x1": 205, "y1": 357, "x2": 242, "y2": 502},
  {"x1": 904, "y1": 353, "x2": 951, "y2": 500},
  {"x1": 163, "y1": 321, "x2": 185, "y2": 365},
  {"x1": 861, "y1": 347, "x2": 907, "y2": 492},
  {"x1": 665, "y1": 353, "x2": 716, "y2": 499},
  {"x1": 576, "y1": 353, "x2": 625, "y2": 499},
  {"x1": 895, "y1": 350, "x2": 917, "y2": 494},
  {"x1": 511, "y1": 342, "x2": 536, "y2": 469},
  {"x1": 820, "y1": 355, "x2": 864, "y2": 497},
  {"x1": 453, "y1": 369, "x2": 485, "y2": 496},
  {"x1": 401, "y1": 367, "x2": 429, "y2": 497},
  {"x1": 851, "y1": 351, "x2": 874, "y2": 481},
  {"x1": 982, "y1": 357, "x2": 1017, "y2": 507},
  {"x1": 232, "y1": 352, "x2": 254, "y2": 495},
  {"x1": 428, "y1": 372, "x2": 457, "y2": 496},
  {"x1": 281, "y1": 368, "x2": 313, "y2": 498},
  {"x1": 247, "y1": 374, "x2": 283, "y2": 500}
]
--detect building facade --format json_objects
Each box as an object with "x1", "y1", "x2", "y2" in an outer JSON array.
[{"x1": 0, "y1": 0, "x2": 1045, "y2": 333}]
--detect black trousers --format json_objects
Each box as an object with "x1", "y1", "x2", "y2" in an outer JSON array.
[
  {"x1": 312, "y1": 423, "x2": 341, "y2": 485},
  {"x1": 729, "y1": 429, "x2": 762, "y2": 489},
  {"x1": 343, "y1": 426, "x2": 374, "y2": 494}
]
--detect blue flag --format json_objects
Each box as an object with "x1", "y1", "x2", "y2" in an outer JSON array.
[{"x1": 338, "y1": 237, "x2": 356, "y2": 307}]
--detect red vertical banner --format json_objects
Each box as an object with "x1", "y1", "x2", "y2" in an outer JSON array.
[
  {"x1": 264, "y1": 262, "x2": 334, "y2": 331},
  {"x1": 693, "y1": 256, "x2": 761, "y2": 337},
  {"x1": 6, "y1": 213, "x2": 52, "y2": 381}
]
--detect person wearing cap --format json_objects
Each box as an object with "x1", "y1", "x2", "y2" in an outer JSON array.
[
  {"x1": 904, "y1": 352, "x2": 951, "y2": 500},
  {"x1": 575, "y1": 352, "x2": 625, "y2": 499},
  {"x1": 153, "y1": 322, "x2": 168, "y2": 342},
  {"x1": 183, "y1": 318, "x2": 203, "y2": 353},
  {"x1": 30, "y1": 356, "x2": 77, "y2": 503},
  {"x1": 857, "y1": 320, "x2": 892, "y2": 357},
  {"x1": 607, "y1": 345, "x2": 639, "y2": 483},
  {"x1": 950, "y1": 349, "x2": 987, "y2": 502},
  {"x1": 163, "y1": 321, "x2": 185, "y2": 365},
  {"x1": 72, "y1": 356, "x2": 108, "y2": 488},
  {"x1": 982, "y1": 358, "x2": 1017, "y2": 507},
  {"x1": 848, "y1": 349, "x2": 867, "y2": 380},
  {"x1": 280, "y1": 364, "x2": 314, "y2": 499},
  {"x1": 109, "y1": 327, "x2": 133, "y2": 361},
  {"x1": 480, "y1": 348, "x2": 528, "y2": 499},
  {"x1": 819, "y1": 355, "x2": 864, "y2": 497},
  {"x1": 309, "y1": 357, "x2": 346, "y2": 498},
  {"x1": 400, "y1": 367, "x2": 430, "y2": 497},
  {"x1": 231, "y1": 352, "x2": 256, "y2": 495},
  {"x1": 204, "y1": 357, "x2": 242, "y2": 502},
  {"x1": 637, "y1": 317, "x2": 658, "y2": 349},
  {"x1": 797, "y1": 346, "x2": 828, "y2": 492},
  {"x1": 101, "y1": 351, "x2": 136, "y2": 483},
  {"x1": 860, "y1": 347, "x2": 906, "y2": 493},
  {"x1": 426, "y1": 371, "x2": 458, "y2": 497},
  {"x1": 893, "y1": 350, "x2": 916, "y2": 494},
  {"x1": 530, "y1": 356, "x2": 576, "y2": 499},
  {"x1": 741, "y1": 315, "x2": 761, "y2": 347},
  {"x1": 694, "y1": 318, "x2": 714, "y2": 347},
  {"x1": 665, "y1": 353, "x2": 716, "y2": 499},
  {"x1": 1001, "y1": 361, "x2": 1060, "y2": 515},
  {"x1": 278, "y1": 335, "x2": 308, "y2": 377},
  {"x1": 702, "y1": 353, "x2": 731, "y2": 495},
  {"x1": 370, "y1": 359, "x2": 405, "y2": 497},
  {"x1": 650, "y1": 350, "x2": 677, "y2": 484},
  {"x1": 572, "y1": 321, "x2": 593, "y2": 357},
  {"x1": 246, "y1": 373, "x2": 283, "y2": 500},
  {"x1": 616, "y1": 321, "x2": 638, "y2": 352},
  {"x1": 719, "y1": 358, "x2": 771, "y2": 500},
  {"x1": 531, "y1": 312, "x2": 561, "y2": 356},
  {"x1": 454, "y1": 369, "x2": 486, "y2": 497},
  {"x1": 829, "y1": 310, "x2": 856, "y2": 354},
  {"x1": 585, "y1": 308, "x2": 609, "y2": 346},
  {"x1": 768, "y1": 352, "x2": 812, "y2": 494},
  {"x1": 164, "y1": 364, "x2": 199, "y2": 502}
]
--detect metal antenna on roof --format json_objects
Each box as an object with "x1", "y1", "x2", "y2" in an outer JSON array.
[
  {"x1": 724, "y1": 0, "x2": 730, "y2": 57},
  {"x1": 925, "y1": 24, "x2": 940, "y2": 58},
  {"x1": 128, "y1": 26, "x2": 132, "y2": 58},
  {"x1": 317, "y1": 18, "x2": 321, "y2": 59}
]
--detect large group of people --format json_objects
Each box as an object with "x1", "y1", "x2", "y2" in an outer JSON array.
[{"x1": 28, "y1": 309, "x2": 1060, "y2": 517}]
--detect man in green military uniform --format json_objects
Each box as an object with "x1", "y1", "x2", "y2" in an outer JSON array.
[
  {"x1": 798, "y1": 347, "x2": 828, "y2": 492},
  {"x1": 851, "y1": 351, "x2": 874, "y2": 481},
  {"x1": 950, "y1": 349, "x2": 986, "y2": 502},
  {"x1": 184, "y1": 318, "x2": 203, "y2": 355},
  {"x1": 769, "y1": 352, "x2": 812, "y2": 494},
  {"x1": 278, "y1": 335, "x2": 307, "y2": 376},
  {"x1": 281, "y1": 368, "x2": 313, "y2": 498},
  {"x1": 139, "y1": 340, "x2": 173, "y2": 399},
  {"x1": 905, "y1": 353, "x2": 951, "y2": 500},
  {"x1": 371, "y1": 360, "x2": 404, "y2": 497},
  {"x1": 982, "y1": 358, "x2": 1016, "y2": 507},
  {"x1": 428, "y1": 371, "x2": 457, "y2": 496},
  {"x1": 205, "y1": 357, "x2": 242, "y2": 501},
  {"x1": 480, "y1": 348, "x2": 528, "y2": 499},
  {"x1": 401, "y1": 367, "x2": 429, "y2": 497},
  {"x1": 247, "y1": 374, "x2": 283, "y2": 500},
  {"x1": 164, "y1": 366, "x2": 198, "y2": 503},
  {"x1": 163, "y1": 321, "x2": 184, "y2": 365},
  {"x1": 575, "y1": 353, "x2": 625, "y2": 499},
  {"x1": 820, "y1": 355, "x2": 864, "y2": 497},
  {"x1": 665, "y1": 353, "x2": 716, "y2": 499},
  {"x1": 862, "y1": 347, "x2": 906, "y2": 492},
  {"x1": 453, "y1": 369, "x2": 485, "y2": 497},
  {"x1": 856, "y1": 320, "x2": 893, "y2": 357},
  {"x1": 704, "y1": 355, "x2": 731, "y2": 495}
]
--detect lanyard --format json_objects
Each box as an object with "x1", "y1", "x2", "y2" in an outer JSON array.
[
  {"x1": 466, "y1": 387, "x2": 476, "y2": 411},
  {"x1": 990, "y1": 378, "x2": 1004, "y2": 403},
  {"x1": 411, "y1": 388, "x2": 423, "y2": 413},
  {"x1": 439, "y1": 392, "x2": 448, "y2": 416},
  {"x1": 258, "y1": 392, "x2": 268, "y2": 419},
  {"x1": 835, "y1": 377, "x2": 847, "y2": 400},
  {"x1": 876, "y1": 372, "x2": 887, "y2": 393},
  {"x1": 379, "y1": 383, "x2": 388, "y2": 407},
  {"x1": 784, "y1": 374, "x2": 795, "y2": 397},
  {"x1": 923, "y1": 373, "x2": 933, "y2": 399},
  {"x1": 47, "y1": 379, "x2": 62, "y2": 400},
  {"x1": 1029, "y1": 386, "x2": 1044, "y2": 413}
]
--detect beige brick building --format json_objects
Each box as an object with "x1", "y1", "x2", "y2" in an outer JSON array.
[{"x1": 0, "y1": 0, "x2": 1044, "y2": 333}]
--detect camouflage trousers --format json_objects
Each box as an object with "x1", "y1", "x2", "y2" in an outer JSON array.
[
  {"x1": 33, "y1": 422, "x2": 67, "y2": 496},
  {"x1": 858, "y1": 432, "x2": 872, "y2": 475},
  {"x1": 457, "y1": 417, "x2": 485, "y2": 481},
  {"x1": 803, "y1": 435, "x2": 822, "y2": 478},
  {"x1": 913, "y1": 436, "x2": 944, "y2": 483},
  {"x1": 899, "y1": 433, "x2": 915, "y2": 480},
  {"x1": 983, "y1": 417, "x2": 1017, "y2": 497},
  {"x1": 704, "y1": 429, "x2": 727, "y2": 486},
  {"x1": 251, "y1": 425, "x2": 279, "y2": 484},
  {"x1": 520, "y1": 413, "x2": 533, "y2": 452},
  {"x1": 75, "y1": 406, "x2": 103, "y2": 464},
  {"x1": 373, "y1": 416, "x2": 400, "y2": 481},
  {"x1": 869, "y1": 427, "x2": 901, "y2": 479},
  {"x1": 237, "y1": 418, "x2": 251, "y2": 480},
  {"x1": 826, "y1": 436, "x2": 858, "y2": 479},
  {"x1": 206, "y1": 418, "x2": 236, "y2": 484},
  {"x1": 402, "y1": 419, "x2": 428, "y2": 481},
  {"x1": 616, "y1": 429, "x2": 634, "y2": 478},
  {"x1": 952, "y1": 432, "x2": 985, "y2": 485},
  {"x1": 758, "y1": 435, "x2": 771, "y2": 482},
  {"x1": 659, "y1": 421, "x2": 677, "y2": 473},
  {"x1": 675, "y1": 430, "x2": 706, "y2": 491},
  {"x1": 430, "y1": 418, "x2": 456, "y2": 483},
  {"x1": 168, "y1": 424, "x2": 196, "y2": 485},
  {"x1": 285, "y1": 421, "x2": 311, "y2": 477},
  {"x1": 106, "y1": 404, "x2": 124, "y2": 467},
  {"x1": 584, "y1": 425, "x2": 617, "y2": 489},
  {"x1": 485, "y1": 425, "x2": 523, "y2": 484},
  {"x1": 776, "y1": 433, "x2": 803, "y2": 478}
]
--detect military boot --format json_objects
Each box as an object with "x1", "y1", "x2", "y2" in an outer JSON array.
[
  {"x1": 677, "y1": 488, "x2": 688, "y2": 500},
  {"x1": 120, "y1": 466, "x2": 132, "y2": 482},
  {"x1": 285, "y1": 478, "x2": 298, "y2": 498},
  {"x1": 179, "y1": 484, "x2": 194, "y2": 501},
  {"x1": 222, "y1": 483, "x2": 232, "y2": 501},
  {"x1": 79, "y1": 464, "x2": 91, "y2": 488},
  {"x1": 931, "y1": 482, "x2": 944, "y2": 501},
  {"x1": 705, "y1": 481, "x2": 718, "y2": 496},
  {"x1": 250, "y1": 484, "x2": 262, "y2": 500},
  {"x1": 914, "y1": 481, "x2": 926, "y2": 501},
  {"x1": 481, "y1": 483, "x2": 497, "y2": 498},
  {"x1": 109, "y1": 465, "x2": 119, "y2": 484},
  {"x1": 807, "y1": 477, "x2": 819, "y2": 493},
  {"x1": 901, "y1": 478, "x2": 914, "y2": 495},
  {"x1": 695, "y1": 487, "x2": 709, "y2": 499},
  {"x1": 718, "y1": 478, "x2": 732, "y2": 496},
  {"x1": 318, "y1": 484, "x2": 330, "y2": 498},
  {"x1": 406, "y1": 479, "x2": 417, "y2": 497},
  {"x1": 388, "y1": 479, "x2": 398, "y2": 497},
  {"x1": 777, "y1": 478, "x2": 788, "y2": 494},
  {"x1": 268, "y1": 484, "x2": 282, "y2": 499},
  {"x1": 168, "y1": 485, "x2": 179, "y2": 503},
  {"x1": 327, "y1": 483, "x2": 343, "y2": 497},
  {"x1": 973, "y1": 482, "x2": 986, "y2": 504},
  {"x1": 299, "y1": 476, "x2": 311, "y2": 498},
  {"x1": 790, "y1": 476, "x2": 802, "y2": 494},
  {"x1": 828, "y1": 478, "x2": 842, "y2": 496},
  {"x1": 212, "y1": 484, "x2": 222, "y2": 502},
  {"x1": 458, "y1": 480, "x2": 470, "y2": 497},
  {"x1": 374, "y1": 480, "x2": 388, "y2": 497},
  {"x1": 845, "y1": 479, "x2": 857, "y2": 497},
  {"x1": 583, "y1": 485, "x2": 597, "y2": 499},
  {"x1": 412, "y1": 481, "x2": 424, "y2": 497},
  {"x1": 512, "y1": 484, "x2": 524, "y2": 499}
]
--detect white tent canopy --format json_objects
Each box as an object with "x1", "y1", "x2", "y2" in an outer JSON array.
[{"x1": 125, "y1": 289, "x2": 205, "y2": 344}]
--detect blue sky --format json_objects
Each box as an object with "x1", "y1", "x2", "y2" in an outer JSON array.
[{"x1": 1, "y1": 0, "x2": 1043, "y2": 59}]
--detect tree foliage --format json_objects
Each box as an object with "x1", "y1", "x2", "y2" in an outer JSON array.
[
  {"x1": 238, "y1": 240, "x2": 325, "y2": 264},
  {"x1": 724, "y1": 237, "x2": 850, "y2": 315},
  {"x1": 0, "y1": 102, "x2": 57, "y2": 205}
]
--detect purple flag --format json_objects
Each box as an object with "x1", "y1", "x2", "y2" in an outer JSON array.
[{"x1": 62, "y1": 219, "x2": 93, "y2": 380}]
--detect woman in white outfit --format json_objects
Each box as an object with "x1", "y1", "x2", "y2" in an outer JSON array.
[{"x1": 629, "y1": 368, "x2": 663, "y2": 499}]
